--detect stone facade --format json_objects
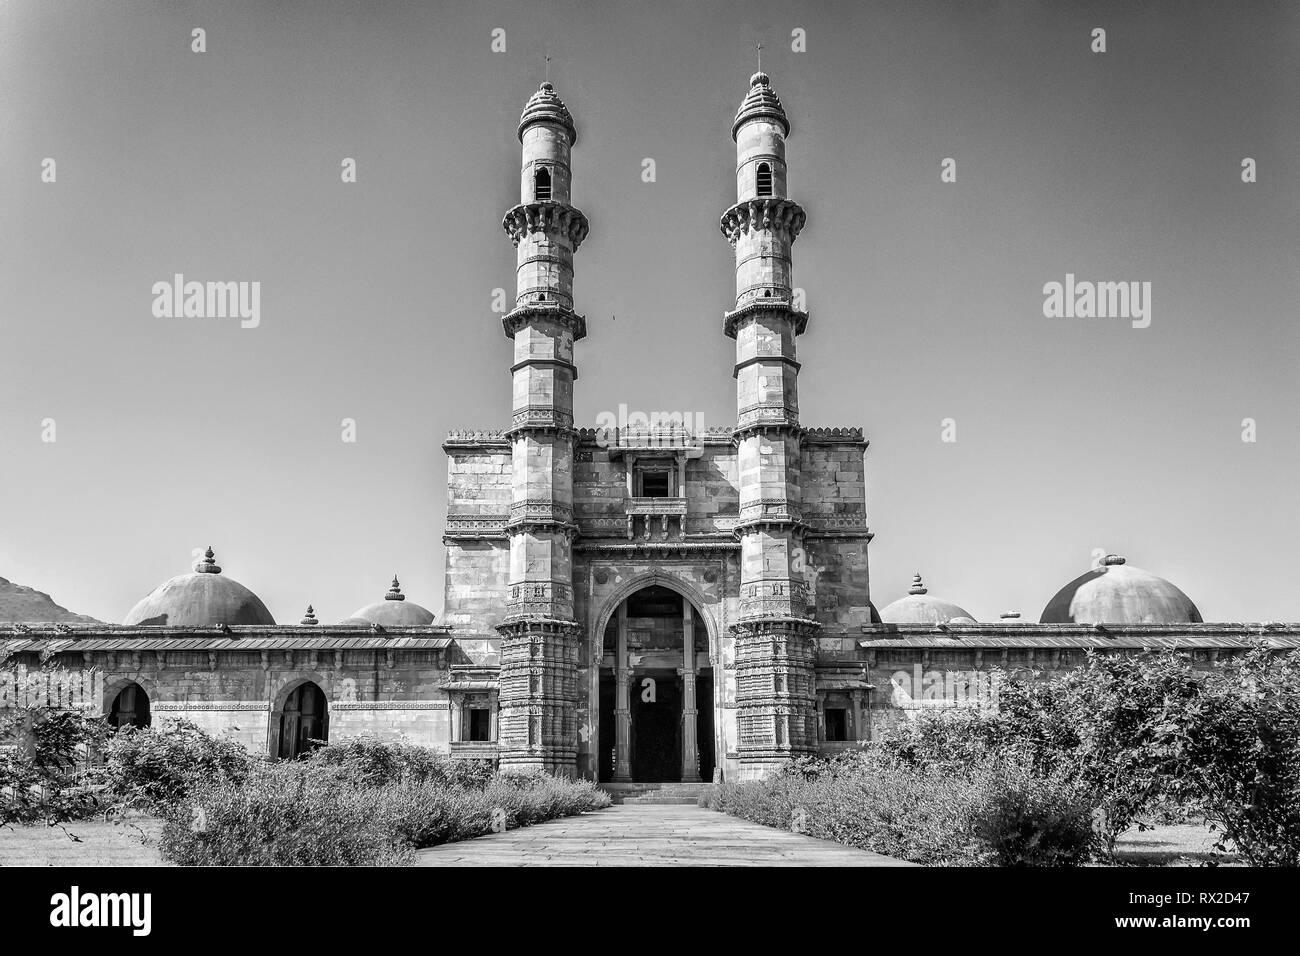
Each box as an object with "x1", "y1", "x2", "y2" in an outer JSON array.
[{"x1": 3, "y1": 75, "x2": 1297, "y2": 782}]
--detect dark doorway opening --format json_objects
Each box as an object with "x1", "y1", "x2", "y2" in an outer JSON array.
[
  {"x1": 278, "y1": 682, "x2": 328, "y2": 759},
  {"x1": 632, "y1": 671, "x2": 681, "y2": 782},
  {"x1": 108, "y1": 683, "x2": 150, "y2": 730}
]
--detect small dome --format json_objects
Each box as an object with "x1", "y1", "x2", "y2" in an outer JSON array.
[
  {"x1": 518, "y1": 81, "x2": 577, "y2": 146},
  {"x1": 878, "y1": 573, "x2": 974, "y2": 625},
  {"x1": 733, "y1": 71, "x2": 790, "y2": 140},
  {"x1": 1041, "y1": 555, "x2": 1202, "y2": 625},
  {"x1": 345, "y1": 575, "x2": 435, "y2": 626},
  {"x1": 123, "y1": 548, "x2": 274, "y2": 627}
]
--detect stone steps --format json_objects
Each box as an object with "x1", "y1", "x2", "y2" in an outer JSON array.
[{"x1": 599, "y1": 782, "x2": 714, "y2": 805}]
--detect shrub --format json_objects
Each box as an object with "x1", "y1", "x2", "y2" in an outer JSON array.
[
  {"x1": 305, "y1": 734, "x2": 493, "y2": 789},
  {"x1": 159, "y1": 762, "x2": 414, "y2": 866},
  {"x1": 159, "y1": 759, "x2": 611, "y2": 866},
  {"x1": 103, "y1": 719, "x2": 255, "y2": 806},
  {"x1": 713, "y1": 750, "x2": 1101, "y2": 866},
  {"x1": 0, "y1": 706, "x2": 110, "y2": 825},
  {"x1": 819, "y1": 646, "x2": 1300, "y2": 866}
]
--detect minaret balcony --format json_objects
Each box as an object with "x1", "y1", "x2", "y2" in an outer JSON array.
[
  {"x1": 736, "y1": 401, "x2": 800, "y2": 430},
  {"x1": 625, "y1": 497, "x2": 688, "y2": 540},
  {"x1": 508, "y1": 405, "x2": 574, "y2": 433},
  {"x1": 501, "y1": 301, "x2": 587, "y2": 340},
  {"x1": 723, "y1": 296, "x2": 809, "y2": 338},
  {"x1": 719, "y1": 197, "x2": 806, "y2": 245},
  {"x1": 507, "y1": 499, "x2": 575, "y2": 528},
  {"x1": 502, "y1": 200, "x2": 590, "y2": 251}
]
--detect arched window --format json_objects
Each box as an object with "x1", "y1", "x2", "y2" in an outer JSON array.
[
  {"x1": 756, "y1": 162, "x2": 773, "y2": 197},
  {"x1": 108, "y1": 683, "x2": 151, "y2": 729},
  {"x1": 534, "y1": 167, "x2": 552, "y2": 202}
]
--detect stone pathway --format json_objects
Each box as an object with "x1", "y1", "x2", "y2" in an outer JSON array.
[{"x1": 416, "y1": 805, "x2": 911, "y2": 866}]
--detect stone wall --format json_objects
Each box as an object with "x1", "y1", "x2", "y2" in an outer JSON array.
[{"x1": 1, "y1": 640, "x2": 463, "y2": 757}]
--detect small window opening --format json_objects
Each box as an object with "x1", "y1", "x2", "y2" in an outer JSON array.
[
  {"x1": 534, "y1": 167, "x2": 552, "y2": 201},
  {"x1": 637, "y1": 468, "x2": 672, "y2": 498},
  {"x1": 825, "y1": 708, "x2": 849, "y2": 742},
  {"x1": 468, "y1": 708, "x2": 491, "y2": 742},
  {"x1": 756, "y1": 162, "x2": 773, "y2": 197}
]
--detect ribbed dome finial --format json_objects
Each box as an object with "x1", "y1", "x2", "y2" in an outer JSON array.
[
  {"x1": 908, "y1": 573, "x2": 927, "y2": 595},
  {"x1": 301, "y1": 604, "x2": 318, "y2": 626},
  {"x1": 733, "y1": 70, "x2": 789, "y2": 140},
  {"x1": 385, "y1": 575, "x2": 406, "y2": 601},
  {"x1": 1102, "y1": 554, "x2": 1127, "y2": 567},
  {"x1": 195, "y1": 546, "x2": 221, "y2": 574},
  {"x1": 518, "y1": 81, "x2": 577, "y2": 145}
]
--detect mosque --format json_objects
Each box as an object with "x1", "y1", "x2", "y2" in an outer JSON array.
[{"x1": 3, "y1": 74, "x2": 1295, "y2": 784}]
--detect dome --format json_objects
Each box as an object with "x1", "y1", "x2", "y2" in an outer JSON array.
[
  {"x1": 123, "y1": 548, "x2": 275, "y2": 627},
  {"x1": 733, "y1": 71, "x2": 790, "y2": 140},
  {"x1": 345, "y1": 576, "x2": 435, "y2": 626},
  {"x1": 878, "y1": 573, "x2": 974, "y2": 625},
  {"x1": 1040, "y1": 555, "x2": 1202, "y2": 625},
  {"x1": 518, "y1": 82, "x2": 577, "y2": 146}
]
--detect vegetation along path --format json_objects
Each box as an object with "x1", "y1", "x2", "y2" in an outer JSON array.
[{"x1": 417, "y1": 804, "x2": 912, "y2": 867}]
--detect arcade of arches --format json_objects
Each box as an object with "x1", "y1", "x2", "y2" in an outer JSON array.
[{"x1": 597, "y1": 585, "x2": 715, "y2": 783}]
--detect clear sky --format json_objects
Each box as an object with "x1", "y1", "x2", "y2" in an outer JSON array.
[{"x1": 1, "y1": 0, "x2": 1296, "y2": 625}]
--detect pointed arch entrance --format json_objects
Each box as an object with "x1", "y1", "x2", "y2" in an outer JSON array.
[
  {"x1": 107, "y1": 682, "x2": 151, "y2": 729},
  {"x1": 275, "y1": 681, "x2": 328, "y2": 759},
  {"x1": 595, "y1": 584, "x2": 716, "y2": 783}
]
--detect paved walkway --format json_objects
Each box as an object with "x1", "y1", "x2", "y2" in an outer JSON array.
[{"x1": 416, "y1": 805, "x2": 911, "y2": 866}]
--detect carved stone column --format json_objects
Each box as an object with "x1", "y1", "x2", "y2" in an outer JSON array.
[
  {"x1": 613, "y1": 602, "x2": 632, "y2": 782},
  {"x1": 680, "y1": 602, "x2": 701, "y2": 781}
]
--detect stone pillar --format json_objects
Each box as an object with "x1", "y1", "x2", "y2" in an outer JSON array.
[
  {"x1": 680, "y1": 603, "x2": 701, "y2": 782},
  {"x1": 852, "y1": 689, "x2": 867, "y2": 743},
  {"x1": 613, "y1": 602, "x2": 632, "y2": 782},
  {"x1": 450, "y1": 699, "x2": 463, "y2": 743}
]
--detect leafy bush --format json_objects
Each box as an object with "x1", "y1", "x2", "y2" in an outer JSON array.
[
  {"x1": 713, "y1": 750, "x2": 1101, "y2": 866},
  {"x1": 159, "y1": 759, "x2": 611, "y2": 866},
  {"x1": 103, "y1": 719, "x2": 255, "y2": 806},
  {"x1": 852, "y1": 646, "x2": 1300, "y2": 865},
  {"x1": 305, "y1": 734, "x2": 493, "y2": 789},
  {"x1": 159, "y1": 762, "x2": 414, "y2": 866},
  {"x1": 0, "y1": 706, "x2": 110, "y2": 825}
]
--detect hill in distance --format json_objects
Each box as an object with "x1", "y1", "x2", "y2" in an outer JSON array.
[{"x1": 0, "y1": 576, "x2": 104, "y2": 624}]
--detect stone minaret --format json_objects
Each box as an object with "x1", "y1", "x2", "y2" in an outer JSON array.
[
  {"x1": 720, "y1": 72, "x2": 818, "y2": 779},
  {"x1": 496, "y1": 83, "x2": 589, "y2": 776}
]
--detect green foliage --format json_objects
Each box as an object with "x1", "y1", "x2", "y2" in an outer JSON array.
[
  {"x1": 0, "y1": 704, "x2": 110, "y2": 825},
  {"x1": 158, "y1": 762, "x2": 414, "y2": 866},
  {"x1": 714, "y1": 749, "x2": 1101, "y2": 866},
  {"x1": 103, "y1": 719, "x2": 255, "y2": 806},
  {"x1": 159, "y1": 758, "x2": 611, "y2": 866},
  {"x1": 304, "y1": 734, "x2": 493, "y2": 789},
  {"x1": 870, "y1": 645, "x2": 1300, "y2": 865}
]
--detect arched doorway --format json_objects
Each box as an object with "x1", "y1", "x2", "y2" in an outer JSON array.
[
  {"x1": 277, "y1": 682, "x2": 328, "y2": 759},
  {"x1": 597, "y1": 585, "x2": 715, "y2": 783},
  {"x1": 108, "y1": 682, "x2": 151, "y2": 729}
]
